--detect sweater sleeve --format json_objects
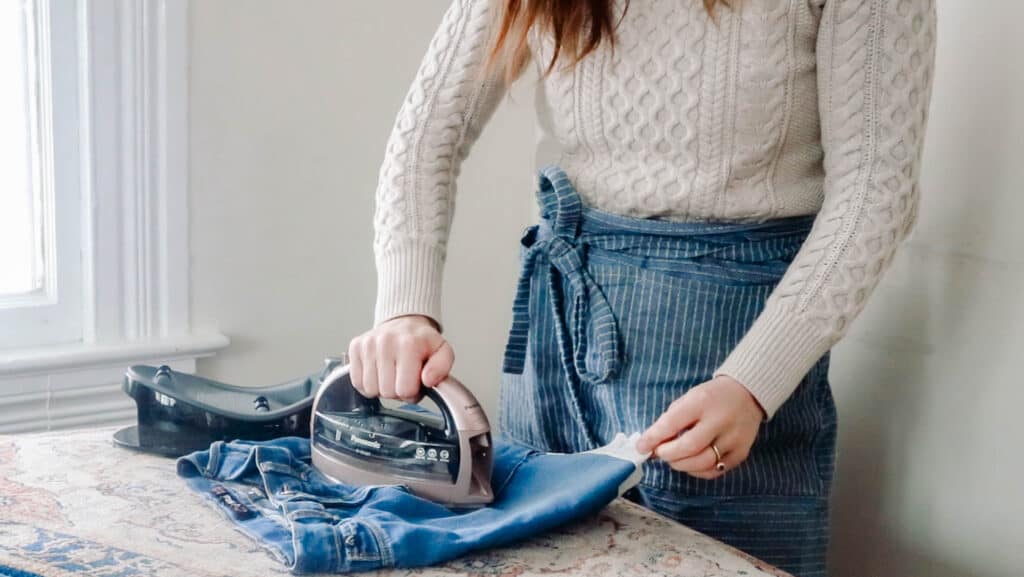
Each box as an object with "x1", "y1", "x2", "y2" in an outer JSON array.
[
  {"x1": 372, "y1": 0, "x2": 513, "y2": 331},
  {"x1": 714, "y1": 0, "x2": 937, "y2": 419}
]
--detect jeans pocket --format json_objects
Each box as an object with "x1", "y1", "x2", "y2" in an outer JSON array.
[
  {"x1": 590, "y1": 256, "x2": 747, "y2": 388},
  {"x1": 336, "y1": 520, "x2": 386, "y2": 565}
]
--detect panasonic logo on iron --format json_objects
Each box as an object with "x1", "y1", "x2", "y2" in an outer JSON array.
[{"x1": 349, "y1": 434, "x2": 381, "y2": 449}]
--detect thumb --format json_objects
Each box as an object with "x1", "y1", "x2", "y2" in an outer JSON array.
[{"x1": 421, "y1": 340, "x2": 454, "y2": 387}]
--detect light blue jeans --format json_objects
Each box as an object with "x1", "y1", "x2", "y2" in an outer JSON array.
[
  {"x1": 176, "y1": 435, "x2": 640, "y2": 573},
  {"x1": 499, "y1": 165, "x2": 838, "y2": 577}
]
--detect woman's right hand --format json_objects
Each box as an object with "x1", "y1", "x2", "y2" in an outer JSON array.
[{"x1": 347, "y1": 314, "x2": 455, "y2": 403}]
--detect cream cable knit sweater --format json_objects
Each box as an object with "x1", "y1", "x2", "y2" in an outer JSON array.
[{"x1": 371, "y1": 0, "x2": 936, "y2": 418}]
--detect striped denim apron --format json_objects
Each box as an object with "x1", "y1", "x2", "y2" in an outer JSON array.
[{"x1": 498, "y1": 165, "x2": 838, "y2": 577}]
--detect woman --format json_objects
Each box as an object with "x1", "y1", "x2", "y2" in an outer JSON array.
[{"x1": 349, "y1": 1, "x2": 936, "y2": 575}]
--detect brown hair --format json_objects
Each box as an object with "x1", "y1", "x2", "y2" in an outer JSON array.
[{"x1": 483, "y1": 0, "x2": 729, "y2": 85}]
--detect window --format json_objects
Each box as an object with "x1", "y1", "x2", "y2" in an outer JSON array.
[
  {"x1": 0, "y1": 0, "x2": 82, "y2": 350},
  {"x1": 0, "y1": 0, "x2": 43, "y2": 297},
  {"x1": 0, "y1": 0, "x2": 226, "y2": 433}
]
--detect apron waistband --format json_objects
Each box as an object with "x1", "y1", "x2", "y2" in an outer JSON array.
[{"x1": 501, "y1": 165, "x2": 814, "y2": 446}]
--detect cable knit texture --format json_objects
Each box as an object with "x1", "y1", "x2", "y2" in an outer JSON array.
[{"x1": 372, "y1": 0, "x2": 937, "y2": 418}]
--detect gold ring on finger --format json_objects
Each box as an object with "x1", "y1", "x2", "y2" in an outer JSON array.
[{"x1": 710, "y1": 443, "x2": 726, "y2": 472}]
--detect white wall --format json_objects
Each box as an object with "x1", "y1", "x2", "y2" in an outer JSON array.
[
  {"x1": 189, "y1": 0, "x2": 536, "y2": 418},
  {"x1": 828, "y1": 2, "x2": 1024, "y2": 575},
  {"x1": 189, "y1": 1, "x2": 1023, "y2": 576}
]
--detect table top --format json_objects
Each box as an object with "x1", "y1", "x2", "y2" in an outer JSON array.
[{"x1": 0, "y1": 427, "x2": 788, "y2": 577}]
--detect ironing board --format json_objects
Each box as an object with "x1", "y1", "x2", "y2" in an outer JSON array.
[{"x1": 0, "y1": 427, "x2": 791, "y2": 577}]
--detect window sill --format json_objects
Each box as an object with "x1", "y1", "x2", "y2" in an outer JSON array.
[
  {"x1": 0, "y1": 331, "x2": 229, "y2": 377},
  {"x1": 0, "y1": 331, "x2": 229, "y2": 433}
]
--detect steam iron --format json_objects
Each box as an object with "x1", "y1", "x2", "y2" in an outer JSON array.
[
  {"x1": 114, "y1": 359, "x2": 339, "y2": 457},
  {"x1": 310, "y1": 362, "x2": 494, "y2": 508}
]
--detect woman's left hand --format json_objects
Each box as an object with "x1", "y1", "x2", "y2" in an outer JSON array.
[{"x1": 635, "y1": 375, "x2": 765, "y2": 479}]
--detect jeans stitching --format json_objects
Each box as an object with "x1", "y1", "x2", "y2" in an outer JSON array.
[{"x1": 341, "y1": 521, "x2": 383, "y2": 563}]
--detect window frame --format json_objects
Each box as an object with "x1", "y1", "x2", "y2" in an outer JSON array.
[
  {"x1": 0, "y1": 0, "x2": 84, "y2": 348},
  {"x1": 0, "y1": 0, "x2": 228, "y2": 432}
]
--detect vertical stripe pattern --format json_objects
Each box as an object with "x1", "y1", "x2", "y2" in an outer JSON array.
[{"x1": 498, "y1": 165, "x2": 838, "y2": 577}]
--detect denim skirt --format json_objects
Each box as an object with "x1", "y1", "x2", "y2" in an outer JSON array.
[{"x1": 498, "y1": 165, "x2": 838, "y2": 577}]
